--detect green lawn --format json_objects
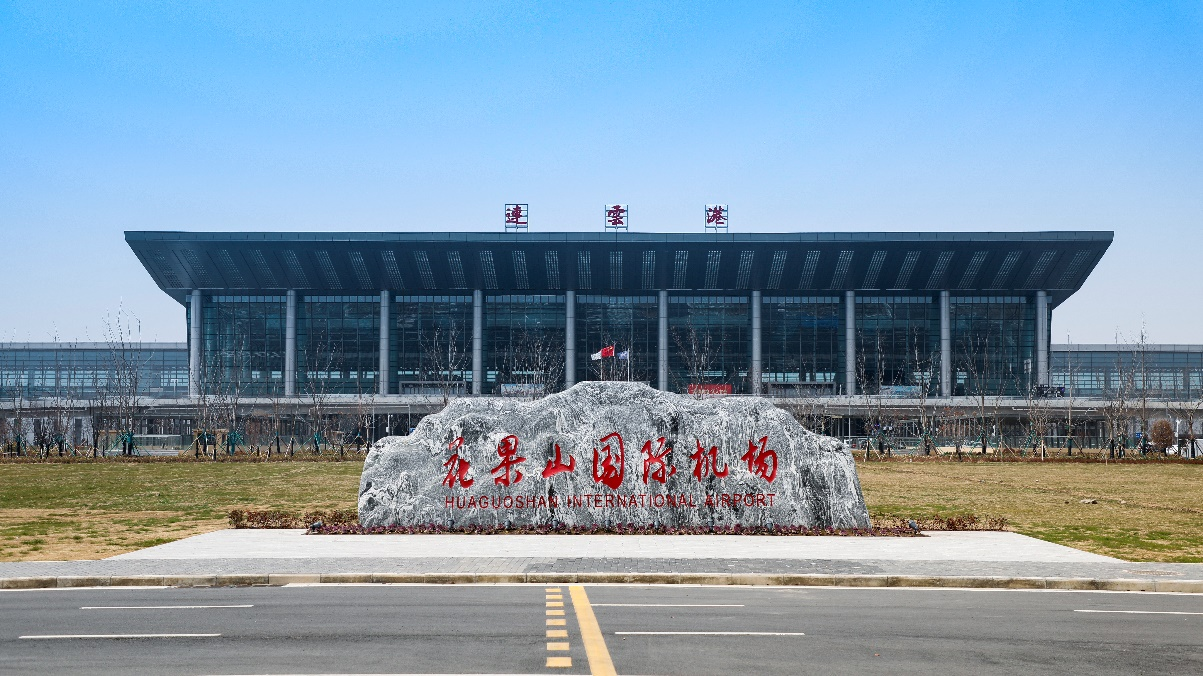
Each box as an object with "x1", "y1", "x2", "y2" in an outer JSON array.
[{"x1": 2, "y1": 458, "x2": 1201, "y2": 562}]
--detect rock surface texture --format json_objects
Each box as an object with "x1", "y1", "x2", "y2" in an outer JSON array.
[{"x1": 359, "y1": 382, "x2": 869, "y2": 529}]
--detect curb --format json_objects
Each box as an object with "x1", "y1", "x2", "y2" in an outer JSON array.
[{"x1": 2, "y1": 573, "x2": 1203, "y2": 593}]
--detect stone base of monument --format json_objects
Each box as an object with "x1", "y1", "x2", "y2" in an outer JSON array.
[{"x1": 359, "y1": 382, "x2": 870, "y2": 531}]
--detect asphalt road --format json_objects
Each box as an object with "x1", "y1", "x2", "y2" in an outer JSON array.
[{"x1": 1, "y1": 583, "x2": 1201, "y2": 675}]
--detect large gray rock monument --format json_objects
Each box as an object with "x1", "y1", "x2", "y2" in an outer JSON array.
[{"x1": 358, "y1": 381, "x2": 869, "y2": 529}]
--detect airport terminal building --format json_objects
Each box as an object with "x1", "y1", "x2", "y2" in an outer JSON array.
[{"x1": 121, "y1": 230, "x2": 1113, "y2": 400}]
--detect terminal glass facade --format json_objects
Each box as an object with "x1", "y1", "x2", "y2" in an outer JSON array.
[
  {"x1": 761, "y1": 296, "x2": 841, "y2": 395},
  {"x1": 392, "y1": 295, "x2": 474, "y2": 395},
  {"x1": 483, "y1": 294, "x2": 565, "y2": 394},
  {"x1": 575, "y1": 295, "x2": 658, "y2": 384},
  {"x1": 200, "y1": 295, "x2": 287, "y2": 396},
  {"x1": 668, "y1": 295, "x2": 750, "y2": 393},
  {"x1": 949, "y1": 296, "x2": 1034, "y2": 397},
  {"x1": 298, "y1": 296, "x2": 381, "y2": 395},
  {"x1": 855, "y1": 296, "x2": 940, "y2": 395}
]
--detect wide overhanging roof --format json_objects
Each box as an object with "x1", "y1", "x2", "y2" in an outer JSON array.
[{"x1": 126, "y1": 231, "x2": 1112, "y2": 307}]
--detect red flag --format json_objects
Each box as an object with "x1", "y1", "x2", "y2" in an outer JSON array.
[{"x1": 600, "y1": 345, "x2": 615, "y2": 358}]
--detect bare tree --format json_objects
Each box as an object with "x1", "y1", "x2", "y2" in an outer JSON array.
[
  {"x1": 958, "y1": 334, "x2": 995, "y2": 455},
  {"x1": 672, "y1": 326, "x2": 717, "y2": 397},
  {"x1": 103, "y1": 307, "x2": 144, "y2": 457},
  {"x1": 421, "y1": 320, "x2": 468, "y2": 404},
  {"x1": 1101, "y1": 332, "x2": 1133, "y2": 460}
]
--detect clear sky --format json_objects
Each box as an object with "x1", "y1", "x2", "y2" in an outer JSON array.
[{"x1": 1, "y1": 2, "x2": 1200, "y2": 345}]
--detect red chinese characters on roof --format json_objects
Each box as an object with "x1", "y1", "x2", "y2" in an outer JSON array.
[
  {"x1": 605, "y1": 204, "x2": 627, "y2": 229},
  {"x1": 705, "y1": 204, "x2": 727, "y2": 228},
  {"x1": 504, "y1": 204, "x2": 528, "y2": 227}
]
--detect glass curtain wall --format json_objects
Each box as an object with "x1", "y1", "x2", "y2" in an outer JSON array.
[
  {"x1": 1051, "y1": 347, "x2": 1203, "y2": 400},
  {"x1": 854, "y1": 296, "x2": 940, "y2": 395},
  {"x1": 576, "y1": 295, "x2": 658, "y2": 384},
  {"x1": 0, "y1": 346, "x2": 188, "y2": 400},
  {"x1": 201, "y1": 296, "x2": 286, "y2": 396},
  {"x1": 667, "y1": 295, "x2": 750, "y2": 394},
  {"x1": 392, "y1": 295, "x2": 474, "y2": 395},
  {"x1": 297, "y1": 296, "x2": 380, "y2": 396},
  {"x1": 761, "y1": 297, "x2": 841, "y2": 395},
  {"x1": 483, "y1": 295, "x2": 566, "y2": 395},
  {"x1": 949, "y1": 296, "x2": 1033, "y2": 397}
]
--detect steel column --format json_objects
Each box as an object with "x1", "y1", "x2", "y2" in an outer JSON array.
[
  {"x1": 565, "y1": 290, "x2": 576, "y2": 389},
  {"x1": 1036, "y1": 290, "x2": 1049, "y2": 387},
  {"x1": 844, "y1": 290, "x2": 856, "y2": 395},
  {"x1": 658, "y1": 290, "x2": 669, "y2": 391},
  {"x1": 940, "y1": 290, "x2": 951, "y2": 397},
  {"x1": 750, "y1": 290, "x2": 762, "y2": 395},
  {"x1": 284, "y1": 290, "x2": 297, "y2": 397},
  {"x1": 472, "y1": 289, "x2": 483, "y2": 395},
  {"x1": 378, "y1": 290, "x2": 390, "y2": 396},
  {"x1": 188, "y1": 290, "x2": 202, "y2": 398}
]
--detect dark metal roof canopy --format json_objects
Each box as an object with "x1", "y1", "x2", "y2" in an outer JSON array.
[{"x1": 126, "y1": 231, "x2": 1112, "y2": 307}]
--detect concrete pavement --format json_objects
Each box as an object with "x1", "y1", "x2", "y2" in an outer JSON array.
[{"x1": 3, "y1": 583, "x2": 1202, "y2": 675}]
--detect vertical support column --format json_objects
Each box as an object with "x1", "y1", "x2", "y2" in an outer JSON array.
[
  {"x1": 658, "y1": 290, "x2": 669, "y2": 391},
  {"x1": 284, "y1": 290, "x2": 297, "y2": 397},
  {"x1": 472, "y1": 289, "x2": 483, "y2": 395},
  {"x1": 940, "y1": 290, "x2": 951, "y2": 398},
  {"x1": 750, "y1": 290, "x2": 762, "y2": 395},
  {"x1": 1036, "y1": 290, "x2": 1049, "y2": 387},
  {"x1": 188, "y1": 290, "x2": 202, "y2": 398},
  {"x1": 844, "y1": 290, "x2": 856, "y2": 396},
  {"x1": 378, "y1": 290, "x2": 390, "y2": 396},
  {"x1": 565, "y1": 290, "x2": 576, "y2": 389}
]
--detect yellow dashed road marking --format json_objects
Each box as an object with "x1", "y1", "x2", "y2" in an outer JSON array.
[
  {"x1": 543, "y1": 587, "x2": 572, "y2": 669},
  {"x1": 569, "y1": 585, "x2": 617, "y2": 676}
]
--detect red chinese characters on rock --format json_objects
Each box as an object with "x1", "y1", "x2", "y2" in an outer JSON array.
[
  {"x1": 442, "y1": 432, "x2": 779, "y2": 491},
  {"x1": 689, "y1": 439, "x2": 729, "y2": 481},
  {"x1": 541, "y1": 443, "x2": 576, "y2": 478},
  {"x1": 640, "y1": 437, "x2": 677, "y2": 484},
  {"x1": 592, "y1": 432, "x2": 625, "y2": 489},
  {"x1": 441, "y1": 437, "x2": 474, "y2": 489},
  {"x1": 489, "y1": 434, "x2": 526, "y2": 486},
  {"x1": 741, "y1": 436, "x2": 779, "y2": 482}
]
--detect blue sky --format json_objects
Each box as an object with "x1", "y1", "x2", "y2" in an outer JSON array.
[{"x1": 1, "y1": 2, "x2": 1200, "y2": 344}]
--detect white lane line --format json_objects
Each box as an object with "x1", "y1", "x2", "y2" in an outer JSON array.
[
  {"x1": 592, "y1": 603, "x2": 745, "y2": 607},
  {"x1": 80, "y1": 604, "x2": 253, "y2": 609},
  {"x1": 615, "y1": 631, "x2": 805, "y2": 636},
  {"x1": 20, "y1": 633, "x2": 220, "y2": 639},
  {"x1": 1075, "y1": 609, "x2": 1203, "y2": 615}
]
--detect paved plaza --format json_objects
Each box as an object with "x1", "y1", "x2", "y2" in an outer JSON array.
[
  {"x1": 4, "y1": 529, "x2": 1203, "y2": 591},
  {"x1": 113, "y1": 529, "x2": 1117, "y2": 563}
]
